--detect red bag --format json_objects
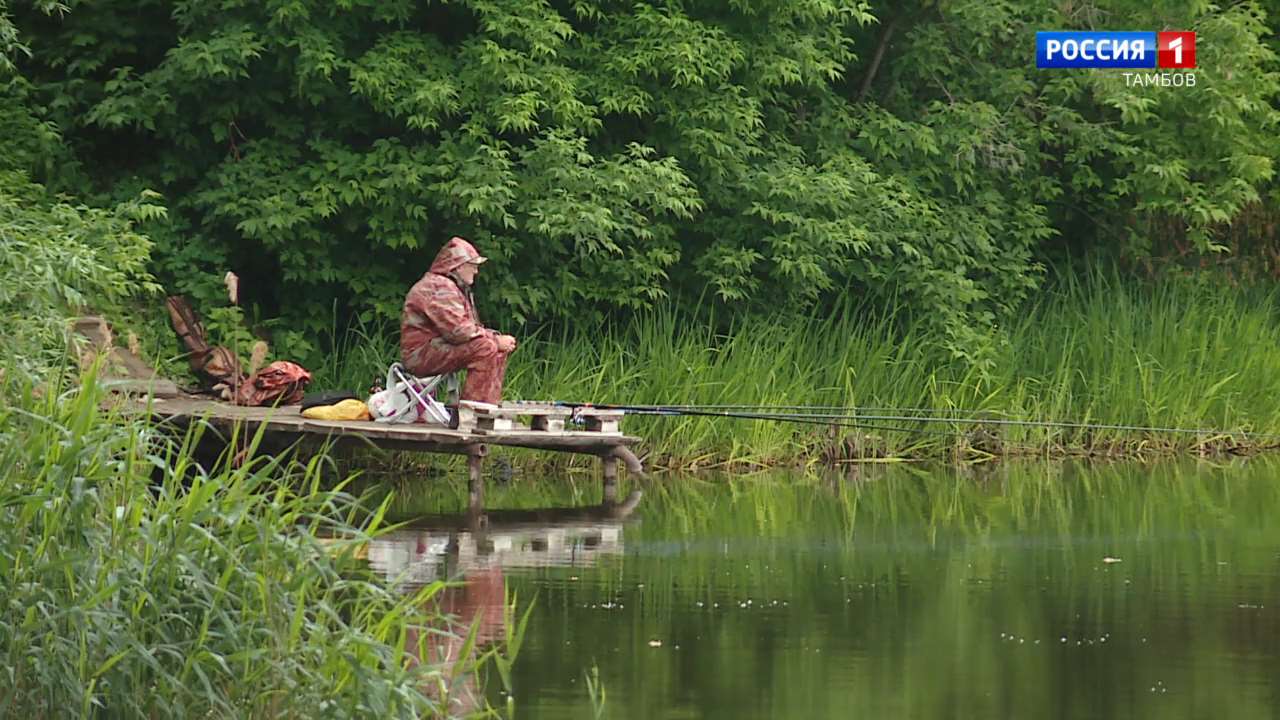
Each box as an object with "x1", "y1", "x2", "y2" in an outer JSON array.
[{"x1": 234, "y1": 361, "x2": 312, "y2": 406}]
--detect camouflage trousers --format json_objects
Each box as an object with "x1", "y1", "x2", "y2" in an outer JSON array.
[{"x1": 403, "y1": 334, "x2": 509, "y2": 405}]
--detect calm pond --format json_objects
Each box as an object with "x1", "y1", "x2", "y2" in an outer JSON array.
[{"x1": 369, "y1": 458, "x2": 1280, "y2": 719}]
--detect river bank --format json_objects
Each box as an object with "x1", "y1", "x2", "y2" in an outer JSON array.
[{"x1": 313, "y1": 272, "x2": 1280, "y2": 471}]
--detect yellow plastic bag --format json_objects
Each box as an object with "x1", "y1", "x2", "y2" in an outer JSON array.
[{"x1": 301, "y1": 398, "x2": 371, "y2": 421}]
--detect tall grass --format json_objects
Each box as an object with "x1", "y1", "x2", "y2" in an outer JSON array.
[
  {"x1": 315, "y1": 271, "x2": 1280, "y2": 468},
  {"x1": 0, "y1": 369, "x2": 513, "y2": 718}
]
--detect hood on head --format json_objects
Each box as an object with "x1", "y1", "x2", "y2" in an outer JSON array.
[{"x1": 429, "y1": 236, "x2": 487, "y2": 275}]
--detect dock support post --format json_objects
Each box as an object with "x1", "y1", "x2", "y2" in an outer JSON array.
[
  {"x1": 601, "y1": 454, "x2": 619, "y2": 503},
  {"x1": 467, "y1": 445, "x2": 486, "y2": 512},
  {"x1": 609, "y1": 446, "x2": 645, "y2": 477}
]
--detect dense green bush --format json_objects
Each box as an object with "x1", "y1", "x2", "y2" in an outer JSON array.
[
  {"x1": 0, "y1": 168, "x2": 164, "y2": 379},
  {"x1": 4, "y1": 0, "x2": 1275, "y2": 364}
]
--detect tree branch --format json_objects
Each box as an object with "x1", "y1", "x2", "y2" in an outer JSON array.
[{"x1": 857, "y1": 15, "x2": 900, "y2": 103}]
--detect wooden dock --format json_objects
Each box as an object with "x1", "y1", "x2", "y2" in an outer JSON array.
[{"x1": 125, "y1": 395, "x2": 644, "y2": 510}]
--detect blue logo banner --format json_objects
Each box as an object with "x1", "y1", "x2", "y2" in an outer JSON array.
[{"x1": 1037, "y1": 31, "x2": 1156, "y2": 69}]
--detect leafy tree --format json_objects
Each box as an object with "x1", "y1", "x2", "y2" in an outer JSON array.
[
  {"x1": 5, "y1": 0, "x2": 1278, "y2": 366},
  {"x1": 2, "y1": 0, "x2": 163, "y2": 378}
]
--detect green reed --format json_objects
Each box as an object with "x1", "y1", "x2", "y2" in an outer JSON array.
[
  {"x1": 314, "y1": 271, "x2": 1280, "y2": 468},
  {"x1": 0, "y1": 370, "x2": 513, "y2": 718},
  {"x1": 518, "y1": 272, "x2": 1280, "y2": 466}
]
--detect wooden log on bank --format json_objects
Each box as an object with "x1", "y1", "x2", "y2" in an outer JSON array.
[{"x1": 74, "y1": 316, "x2": 180, "y2": 397}]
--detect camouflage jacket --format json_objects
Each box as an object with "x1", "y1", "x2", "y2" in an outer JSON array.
[{"x1": 401, "y1": 237, "x2": 494, "y2": 354}]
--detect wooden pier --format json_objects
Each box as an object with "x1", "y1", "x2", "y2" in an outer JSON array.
[{"x1": 125, "y1": 395, "x2": 644, "y2": 510}]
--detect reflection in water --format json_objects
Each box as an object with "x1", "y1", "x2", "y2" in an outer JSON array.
[
  {"x1": 381, "y1": 460, "x2": 1280, "y2": 720},
  {"x1": 368, "y1": 489, "x2": 643, "y2": 588},
  {"x1": 365, "y1": 490, "x2": 644, "y2": 716}
]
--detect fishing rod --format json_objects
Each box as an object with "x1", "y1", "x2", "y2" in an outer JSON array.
[
  {"x1": 550, "y1": 402, "x2": 970, "y2": 438},
  {"x1": 588, "y1": 403, "x2": 995, "y2": 415},
  {"x1": 553, "y1": 402, "x2": 1280, "y2": 440}
]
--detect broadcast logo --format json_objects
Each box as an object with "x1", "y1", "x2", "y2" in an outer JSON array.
[{"x1": 1037, "y1": 31, "x2": 1196, "y2": 87}]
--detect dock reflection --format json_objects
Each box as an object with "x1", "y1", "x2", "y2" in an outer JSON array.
[
  {"x1": 366, "y1": 491, "x2": 643, "y2": 714},
  {"x1": 367, "y1": 489, "x2": 643, "y2": 588}
]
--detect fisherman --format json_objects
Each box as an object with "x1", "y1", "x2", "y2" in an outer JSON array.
[{"x1": 401, "y1": 236, "x2": 517, "y2": 406}]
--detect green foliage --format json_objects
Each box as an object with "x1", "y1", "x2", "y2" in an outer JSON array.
[
  {"x1": 1048, "y1": 2, "x2": 1280, "y2": 253},
  {"x1": 0, "y1": 6, "x2": 17, "y2": 70},
  {"x1": 0, "y1": 169, "x2": 163, "y2": 379},
  {"x1": 0, "y1": 375, "x2": 510, "y2": 717},
  {"x1": 4, "y1": 0, "x2": 1279, "y2": 364},
  {"x1": 202, "y1": 303, "x2": 260, "y2": 365},
  {"x1": 0, "y1": 0, "x2": 56, "y2": 74},
  {"x1": 315, "y1": 270, "x2": 1280, "y2": 467}
]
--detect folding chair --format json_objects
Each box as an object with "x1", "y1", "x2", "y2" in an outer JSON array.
[{"x1": 377, "y1": 363, "x2": 458, "y2": 426}]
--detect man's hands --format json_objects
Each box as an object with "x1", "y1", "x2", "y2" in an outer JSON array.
[{"x1": 496, "y1": 334, "x2": 517, "y2": 353}]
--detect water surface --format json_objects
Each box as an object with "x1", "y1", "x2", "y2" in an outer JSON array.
[{"x1": 374, "y1": 459, "x2": 1280, "y2": 719}]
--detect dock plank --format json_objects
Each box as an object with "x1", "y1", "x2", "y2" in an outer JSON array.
[{"x1": 127, "y1": 396, "x2": 639, "y2": 452}]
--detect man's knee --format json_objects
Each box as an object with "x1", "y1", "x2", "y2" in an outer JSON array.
[{"x1": 467, "y1": 335, "x2": 499, "y2": 361}]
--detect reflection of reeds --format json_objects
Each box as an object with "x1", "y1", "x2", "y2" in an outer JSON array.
[
  {"x1": 314, "y1": 273, "x2": 1280, "y2": 469},
  {"x1": 0, "y1": 365, "x2": 513, "y2": 716},
  {"x1": 503, "y1": 460, "x2": 1280, "y2": 719},
  {"x1": 482, "y1": 457, "x2": 1280, "y2": 621}
]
